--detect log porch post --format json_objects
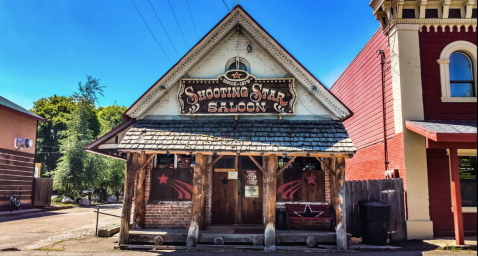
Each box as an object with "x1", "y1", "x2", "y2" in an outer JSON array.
[
  {"x1": 264, "y1": 154, "x2": 277, "y2": 251},
  {"x1": 334, "y1": 156, "x2": 347, "y2": 251},
  {"x1": 449, "y1": 148, "x2": 465, "y2": 245},
  {"x1": 118, "y1": 153, "x2": 138, "y2": 245},
  {"x1": 187, "y1": 153, "x2": 206, "y2": 247},
  {"x1": 133, "y1": 154, "x2": 147, "y2": 229}
]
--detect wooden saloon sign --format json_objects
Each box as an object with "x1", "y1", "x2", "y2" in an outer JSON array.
[{"x1": 178, "y1": 70, "x2": 297, "y2": 115}]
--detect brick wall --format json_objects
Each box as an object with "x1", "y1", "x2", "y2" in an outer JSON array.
[
  {"x1": 427, "y1": 148, "x2": 477, "y2": 237},
  {"x1": 345, "y1": 133, "x2": 406, "y2": 186},
  {"x1": 419, "y1": 26, "x2": 477, "y2": 120},
  {"x1": 145, "y1": 202, "x2": 192, "y2": 229}
]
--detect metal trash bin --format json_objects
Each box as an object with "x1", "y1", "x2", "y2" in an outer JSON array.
[{"x1": 359, "y1": 201, "x2": 391, "y2": 245}]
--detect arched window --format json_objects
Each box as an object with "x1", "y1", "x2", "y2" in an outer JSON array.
[
  {"x1": 437, "y1": 41, "x2": 477, "y2": 102},
  {"x1": 225, "y1": 57, "x2": 250, "y2": 73},
  {"x1": 449, "y1": 52, "x2": 475, "y2": 97},
  {"x1": 227, "y1": 62, "x2": 248, "y2": 72}
]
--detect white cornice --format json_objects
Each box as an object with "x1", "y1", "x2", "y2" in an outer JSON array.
[{"x1": 126, "y1": 8, "x2": 351, "y2": 120}]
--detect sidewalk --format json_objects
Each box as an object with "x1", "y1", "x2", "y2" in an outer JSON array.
[
  {"x1": 0, "y1": 209, "x2": 42, "y2": 217},
  {"x1": 422, "y1": 237, "x2": 477, "y2": 249}
]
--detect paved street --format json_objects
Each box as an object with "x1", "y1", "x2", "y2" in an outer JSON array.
[
  {"x1": 0, "y1": 206, "x2": 476, "y2": 255},
  {"x1": 0, "y1": 204, "x2": 122, "y2": 252}
]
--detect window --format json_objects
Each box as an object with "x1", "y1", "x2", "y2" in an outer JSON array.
[
  {"x1": 228, "y1": 62, "x2": 248, "y2": 72},
  {"x1": 402, "y1": 9, "x2": 416, "y2": 18},
  {"x1": 448, "y1": 9, "x2": 462, "y2": 18},
  {"x1": 450, "y1": 52, "x2": 475, "y2": 97},
  {"x1": 425, "y1": 9, "x2": 439, "y2": 19},
  {"x1": 459, "y1": 156, "x2": 477, "y2": 207},
  {"x1": 472, "y1": 9, "x2": 477, "y2": 18},
  {"x1": 437, "y1": 41, "x2": 477, "y2": 102},
  {"x1": 225, "y1": 57, "x2": 250, "y2": 73}
]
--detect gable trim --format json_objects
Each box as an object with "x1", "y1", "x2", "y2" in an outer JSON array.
[{"x1": 125, "y1": 6, "x2": 352, "y2": 120}]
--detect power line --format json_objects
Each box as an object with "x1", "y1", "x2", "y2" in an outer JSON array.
[
  {"x1": 148, "y1": 0, "x2": 180, "y2": 58},
  {"x1": 185, "y1": 0, "x2": 199, "y2": 41},
  {"x1": 167, "y1": 0, "x2": 190, "y2": 49},
  {"x1": 130, "y1": 0, "x2": 173, "y2": 64},
  {"x1": 222, "y1": 0, "x2": 231, "y2": 12}
]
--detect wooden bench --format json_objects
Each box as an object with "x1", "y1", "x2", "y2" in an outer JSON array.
[{"x1": 285, "y1": 204, "x2": 335, "y2": 231}]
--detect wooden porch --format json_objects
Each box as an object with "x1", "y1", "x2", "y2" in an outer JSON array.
[
  {"x1": 128, "y1": 226, "x2": 350, "y2": 248},
  {"x1": 118, "y1": 152, "x2": 350, "y2": 251}
]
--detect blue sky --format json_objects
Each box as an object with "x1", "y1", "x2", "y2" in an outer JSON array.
[{"x1": 0, "y1": 0, "x2": 379, "y2": 110}]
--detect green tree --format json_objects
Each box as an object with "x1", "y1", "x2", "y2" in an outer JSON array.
[
  {"x1": 94, "y1": 105, "x2": 127, "y2": 200},
  {"x1": 53, "y1": 76, "x2": 104, "y2": 197},
  {"x1": 32, "y1": 95, "x2": 75, "y2": 177}
]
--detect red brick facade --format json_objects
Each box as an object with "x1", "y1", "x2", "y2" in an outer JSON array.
[
  {"x1": 427, "y1": 148, "x2": 477, "y2": 237},
  {"x1": 419, "y1": 27, "x2": 477, "y2": 121},
  {"x1": 145, "y1": 202, "x2": 192, "y2": 229},
  {"x1": 419, "y1": 27, "x2": 477, "y2": 237},
  {"x1": 344, "y1": 133, "x2": 405, "y2": 183}
]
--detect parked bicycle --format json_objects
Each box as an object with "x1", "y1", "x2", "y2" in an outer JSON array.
[{"x1": 6, "y1": 188, "x2": 22, "y2": 212}]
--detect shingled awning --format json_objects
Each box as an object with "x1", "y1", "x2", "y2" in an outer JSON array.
[
  {"x1": 118, "y1": 120, "x2": 356, "y2": 154},
  {"x1": 406, "y1": 120, "x2": 477, "y2": 142}
]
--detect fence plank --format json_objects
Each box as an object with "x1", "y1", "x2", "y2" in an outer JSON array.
[
  {"x1": 345, "y1": 180, "x2": 354, "y2": 236},
  {"x1": 395, "y1": 178, "x2": 406, "y2": 241}
]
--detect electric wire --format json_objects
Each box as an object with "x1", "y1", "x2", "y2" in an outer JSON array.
[
  {"x1": 167, "y1": 0, "x2": 190, "y2": 49},
  {"x1": 222, "y1": 0, "x2": 231, "y2": 12},
  {"x1": 130, "y1": 0, "x2": 173, "y2": 64},
  {"x1": 185, "y1": 0, "x2": 199, "y2": 40},
  {"x1": 148, "y1": 0, "x2": 180, "y2": 58}
]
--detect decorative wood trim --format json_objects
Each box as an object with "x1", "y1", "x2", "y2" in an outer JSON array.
[
  {"x1": 176, "y1": 154, "x2": 193, "y2": 173},
  {"x1": 202, "y1": 155, "x2": 224, "y2": 174},
  {"x1": 248, "y1": 155, "x2": 266, "y2": 174},
  {"x1": 276, "y1": 156, "x2": 297, "y2": 177},
  {"x1": 127, "y1": 8, "x2": 350, "y2": 120}
]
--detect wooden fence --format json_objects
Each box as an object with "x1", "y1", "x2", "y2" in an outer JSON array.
[
  {"x1": 345, "y1": 178, "x2": 406, "y2": 241},
  {"x1": 33, "y1": 178, "x2": 53, "y2": 207}
]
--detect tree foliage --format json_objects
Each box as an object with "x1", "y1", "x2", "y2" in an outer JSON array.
[
  {"x1": 53, "y1": 76, "x2": 104, "y2": 197},
  {"x1": 32, "y1": 95, "x2": 75, "y2": 176},
  {"x1": 95, "y1": 105, "x2": 128, "y2": 199}
]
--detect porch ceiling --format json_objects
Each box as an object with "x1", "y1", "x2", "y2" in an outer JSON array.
[{"x1": 117, "y1": 120, "x2": 356, "y2": 154}]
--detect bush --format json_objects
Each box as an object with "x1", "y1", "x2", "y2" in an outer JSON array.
[{"x1": 51, "y1": 196, "x2": 62, "y2": 203}]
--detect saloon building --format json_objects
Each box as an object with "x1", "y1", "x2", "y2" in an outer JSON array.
[
  {"x1": 86, "y1": 6, "x2": 356, "y2": 251},
  {"x1": 331, "y1": 0, "x2": 477, "y2": 245}
]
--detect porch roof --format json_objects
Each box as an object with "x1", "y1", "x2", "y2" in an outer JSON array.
[
  {"x1": 118, "y1": 120, "x2": 356, "y2": 154},
  {"x1": 406, "y1": 120, "x2": 477, "y2": 142}
]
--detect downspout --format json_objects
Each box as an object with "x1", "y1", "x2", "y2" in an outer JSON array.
[{"x1": 378, "y1": 50, "x2": 390, "y2": 171}]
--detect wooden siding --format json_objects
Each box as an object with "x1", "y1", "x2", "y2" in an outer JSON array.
[
  {"x1": 427, "y1": 148, "x2": 477, "y2": 237},
  {"x1": 0, "y1": 148, "x2": 35, "y2": 210},
  {"x1": 419, "y1": 27, "x2": 477, "y2": 121},
  {"x1": 331, "y1": 29, "x2": 395, "y2": 150}
]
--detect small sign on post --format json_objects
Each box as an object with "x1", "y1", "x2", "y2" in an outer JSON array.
[{"x1": 228, "y1": 172, "x2": 238, "y2": 180}]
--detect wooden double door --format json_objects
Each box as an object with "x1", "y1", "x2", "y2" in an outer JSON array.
[{"x1": 211, "y1": 156, "x2": 263, "y2": 225}]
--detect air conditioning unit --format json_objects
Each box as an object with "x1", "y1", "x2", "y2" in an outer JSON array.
[{"x1": 14, "y1": 138, "x2": 33, "y2": 150}]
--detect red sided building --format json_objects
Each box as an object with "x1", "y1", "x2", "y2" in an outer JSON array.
[{"x1": 331, "y1": 0, "x2": 477, "y2": 244}]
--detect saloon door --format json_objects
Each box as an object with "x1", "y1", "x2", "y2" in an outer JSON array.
[
  {"x1": 239, "y1": 157, "x2": 263, "y2": 225},
  {"x1": 211, "y1": 157, "x2": 238, "y2": 225}
]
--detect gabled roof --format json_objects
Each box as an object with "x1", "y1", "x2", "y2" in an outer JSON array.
[
  {"x1": 124, "y1": 5, "x2": 352, "y2": 121},
  {"x1": 0, "y1": 96, "x2": 44, "y2": 121}
]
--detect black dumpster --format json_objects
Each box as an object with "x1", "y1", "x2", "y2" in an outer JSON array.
[{"x1": 359, "y1": 201, "x2": 391, "y2": 245}]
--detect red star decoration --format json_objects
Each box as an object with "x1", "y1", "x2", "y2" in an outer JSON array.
[
  {"x1": 158, "y1": 174, "x2": 169, "y2": 184},
  {"x1": 306, "y1": 174, "x2": 317, "y2": 185},
  {"x1": 233, "y1": 72, "x2": 242, "y2": 79}
]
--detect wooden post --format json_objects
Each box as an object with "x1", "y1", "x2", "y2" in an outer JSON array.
[
  {"x1": 334, "y1": 156, "x2": 347, "y2": 251},
  {"x1": 449, "y1": 148, "x2": 465, "y2": 245},
  {"x1": 187, "y1": 153, "x2": 206, "y2": 247},
  {"x1": 118, "y1": 153, "x2": 138, "y2": 245},
  {"x1": 264, "y1": 154, "x2": 277, "y2": 251},
  {"x1": 133, "y1": 153, "x2": 147, "y2": 229},
  {"x1": 199, "y1": 154, "x2": 211, "y2": 230}
]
